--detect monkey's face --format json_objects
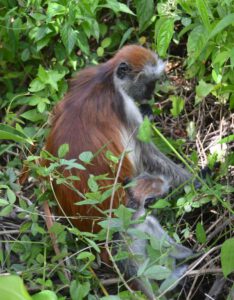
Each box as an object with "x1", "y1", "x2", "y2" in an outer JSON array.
[{"x1": 115, "y1": 58, "x2": 165, "y2": 102}]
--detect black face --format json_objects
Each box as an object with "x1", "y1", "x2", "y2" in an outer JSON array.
[
  {"x1": 116, "y1": 62, "x2": 157, "y2": 102},
  {"x1": 128, "y1": 76, "x2": 157, "y2": 101}
]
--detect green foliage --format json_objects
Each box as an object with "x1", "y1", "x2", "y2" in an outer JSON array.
[
  {"x1": 0, "y1": 275, "x2": 58, "y2": 300},
  {"x1": 221, "y1": 238, "x2": 234, "y2": 277}
]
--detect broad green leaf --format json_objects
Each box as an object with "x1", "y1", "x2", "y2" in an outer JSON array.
[
  {"x1": 156, "y1": 18, "x2": 174, "y2": 58},
  {"x1": 209, "y1": 14, "x2": 234, "y2": 40},
  {"x1": 84, "y1": 237, "x2": 100, "y2": 253},
  {"x1": 7, "y1": 188, "x2": 16, "y2": 204},
  {"x1": 134, "y1": 0, "x2": 154, "y2": 31},
  {"x1": 47, "y1": 3, "x2": 67, "y2": 18},
  {"x1": 102, "y1": 0, "x2": 135, "y2": 15},
  {"x1": 79, "y1": 151, "x2": 94, "y2": 163},
  {"x1": 0, "y1": 275, "x2": 31, "y2": 300},
  {"x1": 28, "y1": 79, "x2": 45, "y2": 92},
  {"x1": 195, "y1": 79, "x2": 214, "y2": 103},
  {"x1": 196, "y1": 222, "x2": 206, "y2": 244},
  {"x1": 221, "y1": 238, "x2": 234, "y2": 277},
  {"x1": 196, "y1": 0, "x2": 211, "y2": 31},
  {"x1": 21, "y1": 48, "x2": 30, "y2": 61},
  {"x1": 0, "y1": 199, "x2": 8, "y2": 206},
  {"x1": 137, "y1": 258, "x2": 150, "y2": 276},
  {"x1": 21, "y1": 109, "x2": 44, "y2": 122},
  {"x1": 0, "y1": 124, "x2": 31, "y2": 144},
  {"x1": 187, "y1": 25, "x2": 208, "y2": 65},
  {"x1": 119, "y1": 27, "x2": 134, "y2": 48},
  {"x1": 170, "y1": 96, "x2": 185, "y2": 117},
  {"x1": 77, "y1": 30, "x2": 89, "y2": 54},
  {"x1": 230, "y1": 48, "x2": 234, "y2": 69},
  {"x1": 58, "y1": 143, "x2": 69, "y2": 158},
  {"x1": 88, "y1": 175, "x2": 99, "y2": 192},
  {"x1": 32, "y1": 290, "x2": 58, "y2": 300},
  {"x1": 0, "y1": 205, "x2": 13, "y2": 217},
  {"x1": 151, "y1": 199, "x2": 170, "y2": 209},
  {"x1": 75, "y1": 199, "x2": 99, "y2": 206},
  {"x1": 101, "y1": 296, "x2": 122, "y2": 300},
  {"x1": 70, "y1": 280, "x2": 90, "y2": 300},
  {"x1": 61, "y1": 24, "x2": 77, "y2": 54},
  {"x1": 143, "y1": 265, "x2": 171, "y2": 280},
  {"x1": 97, "y1": 47, "x2": 104, "y2": 57},
  {"x1": 101, "y1": 37, "x2": 111, "y2": 48},
  {"x1": 115, "y1": 204, "x2": 132, "y2": 229},
  {"x1": 218, "y1": 134, "x2": 234, "y2": 144},
  {"x1": 60, "y1": 159, "x2": 86, "y2": 170},
  {"x1": 137, "y1": 116, "x2": 152, "y2": 143}
]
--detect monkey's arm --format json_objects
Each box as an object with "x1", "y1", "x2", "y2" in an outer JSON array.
[{"x1": 138, "y1": 141, "x2": 192, "y2": 188}]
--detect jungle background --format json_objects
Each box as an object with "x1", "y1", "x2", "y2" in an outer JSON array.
[{"x1": 0, "y1": 0, "x2": 234, "y2": 299}]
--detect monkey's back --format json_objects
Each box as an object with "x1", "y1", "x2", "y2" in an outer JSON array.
[{"x1": 45, "y1": 65, "x2": 133, "y2": 232}]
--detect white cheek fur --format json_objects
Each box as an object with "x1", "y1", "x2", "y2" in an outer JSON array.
[{"x1": 144, "y1": 59, "x2": 166, "y2": 79}]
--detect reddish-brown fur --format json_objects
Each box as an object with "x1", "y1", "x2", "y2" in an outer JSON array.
[{"x1": 45, "y1": 45, "x2": 157, "y2": 232}]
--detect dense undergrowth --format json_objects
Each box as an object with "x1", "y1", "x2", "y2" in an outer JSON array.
[{"x1": 0, "y1": 0, "x2": 234, "y2": 299}]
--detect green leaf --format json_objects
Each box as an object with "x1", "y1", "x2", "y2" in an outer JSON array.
[
  {"x1": 70, "y1": 280, "x2": 90, "y2": 300},
  {"x1": 21, "y1": 109, "x2": 44, "y2": 122},
  {"x1": 47, "y1": 3, "x2": 67, "y2": 18},
  {"x1": 79, "y1": 151, "x2": 94, "y2": 163},
  {"x1": 58, "y1": 143, "x2": 69, "y2": 158},
  {"x1": 88, "y1": 175, "x2": 99, "y2": 192},
  {"x1": 0, "y1": 198, "x2": 9, "y2": 206},
  {"x1": 142, "y1": 265, "x2": 171, "y2": 280},
  {"x1": 61, "y1": 24, "x2": 77, "y2": 55},
  {"x1": 29, "y1": 79, "x2": 45, "y2": 92},
  {"x1": 60, "y1": 159, "x2": 86, "y2": 170},
  {"x1": 84, "y1": 237, "x2": 100, "y2": 253},
  {"x1": 196, "y1": 0, "x2": 211, "y2": 31},
  {"x1": 137, "y1": 116, "x2": 152, "y2": 143},
  {"x1": 0, "y1": 205, "x2": 13, "y2": 217},
  {"x1": 195, "y1": 79, "x2": 214, "y2": 103},
  {"x1": 101, "y1": 297, "x2": 122, "y2": 300},
  {"x1": 119, "y1": 27, "x2": 134, "y2": 48},
  {"x1": 21, "y1": 48, "x2": 30, "y2": 61},
  {"x1": 156, "y1": 18, "x2": 174, "y2": 58},
  {"x1": 103, "y1": 0, "x2": 135, "y2": 15},
  {"x1": 97, "y1": 46, "x2": 104, "y2": 57},
  {"x1": 187, "y1": 25, "x2": 208, "y2": 65},
  {"x1": 196, "y1": 222, "x2": 206, "y2": 244},
  {"x1": 151, "y1": 199, "x2": 170, "y2": 209},
  {"x1": 134, "y1": 0, "x2": 154, "y2": 31},
  {"x1": 221, "y1": 238, "x2": 234, "y2": 277},
  {"x1": 0, "y1": 275, "x2": 31, "y2": 300},
  {"x1": 0, "y1": 124, "x2": 31, "y2": 144},
  {"x1": 7, "y1": 188, "x2": 16, "y2": 204},
  {"x1": 101, "y1": 37, "x2": 111, "y2": 48},
  {"x1": 218, "y1": 134, "x2": 234, "y2": 144},
  {"x1": 77, "y1": 251, "x2": 95, "y2": 261},
  {"x1": 169, "y1": 96, "x2": 185, "y2": 117},
  {"x1": 32, "y1": 290, "x2": 58, "y2": 300},
  {"x1": 115, "y1": 204, "x2": 132, "y2": 229},
  {"x1": 209, "y1": 14, "x2": 234, "y2": 40}
]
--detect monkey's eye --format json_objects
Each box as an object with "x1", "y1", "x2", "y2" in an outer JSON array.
[{"x1": 116, "y1": 62, "x2": 130, "y2": 79}]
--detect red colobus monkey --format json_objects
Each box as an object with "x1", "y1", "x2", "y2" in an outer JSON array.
[{"x1": 45, "y1": 45, "x2": 191, "y2": 232}]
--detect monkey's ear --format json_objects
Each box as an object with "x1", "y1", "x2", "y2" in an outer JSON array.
[{"x1": 116, "y1": 62, "x2": 130, "y2": 79}]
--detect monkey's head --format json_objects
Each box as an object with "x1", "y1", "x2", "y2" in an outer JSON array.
[{"x1": 113, "y1": 45, "x2": 165, "y2": 102}]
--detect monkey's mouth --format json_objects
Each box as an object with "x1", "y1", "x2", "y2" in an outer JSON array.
[{"x1": 144, "y1": 81, "x2": 156, "y2": 99}]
